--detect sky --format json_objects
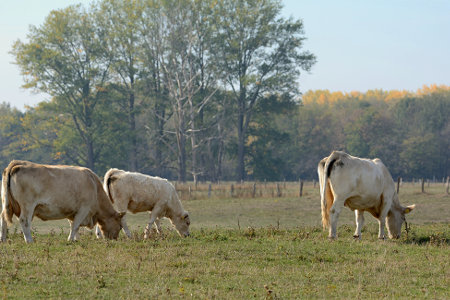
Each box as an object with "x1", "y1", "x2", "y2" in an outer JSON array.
[{"x1": 1, "y1": 0, "x2": 449, "y2": 110}]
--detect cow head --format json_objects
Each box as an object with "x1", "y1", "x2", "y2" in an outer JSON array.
[
  {"x1": 98, "y1": 212, "x2": 125, "y2": 239},
  {"x1": 386, "y1": 204, "x2": 415, "y2": 239},
  {"x1": 170, "y1": 211, "x2": 190, "y2": 237}
]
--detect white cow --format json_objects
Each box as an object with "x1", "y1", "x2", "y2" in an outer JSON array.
[
  {"x1": 1, "y1": 160, "x2": 124, "y2": 243},
  {"x1": 96, "y1": 168, "x2": 190, "y2": 238},
  {"x1": 318, "y1": 151, "x2": 415, "y2": 240}
]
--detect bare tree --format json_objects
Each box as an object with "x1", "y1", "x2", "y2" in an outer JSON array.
[{"x1": 155, "y1": 0, "x2": 218, "y2": 183}]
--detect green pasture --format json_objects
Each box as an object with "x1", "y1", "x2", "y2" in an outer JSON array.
[{"x1": 0, "y1": 182, "x2": 448, "y2": 299}]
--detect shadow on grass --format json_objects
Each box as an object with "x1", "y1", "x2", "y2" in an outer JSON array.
[{"x1": 402, "y1": 230, "x2": 449, "y2": 246}]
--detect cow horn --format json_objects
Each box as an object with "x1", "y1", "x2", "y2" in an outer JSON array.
[{"x1": 404, "y1": 219, "x2": 409, "y2": 234}]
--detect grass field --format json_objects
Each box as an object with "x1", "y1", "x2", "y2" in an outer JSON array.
[{"x1": 0, "y1": 182, "x2": 449, "y2": 299}]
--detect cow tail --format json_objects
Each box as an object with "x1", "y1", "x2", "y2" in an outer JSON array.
[
  {"x1": 321, "y1": 151, "x2": 340, "y2": 230},
  {"x1": 103, "y1": 169, "x2": 118, "y2": 203},
  {"x1": 2, "y1": 163, "x2": 22, "y2": 225}
]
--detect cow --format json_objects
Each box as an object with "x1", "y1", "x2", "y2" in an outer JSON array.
[
  {"x1": 95, "y1": 168, "x2": 190, "y2": 239},
  {"x1": 1, "y1": 160, "x2": 124, "y2": 243},
  {"x1": 318, "y1": 151, "x2": 415, "y2": 240}
]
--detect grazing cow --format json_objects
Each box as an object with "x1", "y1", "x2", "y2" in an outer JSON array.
[
  {"x1": 318, "y1": 151, "x2": 415, "y2": 240},
  {"x1": 1, "y1": 160, "x2": 124, "y2": 243},
  {"x1": 96, "y1": 169, "x2": 190, "y2": 239}
]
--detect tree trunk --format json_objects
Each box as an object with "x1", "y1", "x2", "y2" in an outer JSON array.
[
  {"x1": 154, "y1": 103, "x2": 165, "y2": 176},
  {"x1": 128, "y1": 90, "x2": 137, "y2": 171},
  {"x1": 87, "y1": 139, "x2": 95, "y2": 171},
  {"x1": 189, "y1": 96, "x2": 198, "y2": 185},
  {"x1": 176, "y1": 104, "x2": 187, "y2": 182},
  {"x1": 177, "y1": 131, "x2": 187, "y2": 182},
  {"x1": 237, "y1": 105, "x2": 245, "y2": 182}
]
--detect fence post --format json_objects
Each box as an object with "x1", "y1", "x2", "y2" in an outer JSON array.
[
  {"x1": 397, "y1": 177, "x2": 401, "y2": 194},
  {"x1": 313, "y1": 179, "x2": 316, "y2": 188},
  {"x1": 252, "y1": 182, "x2": 256, "y2": 198},
  {"x1": 208, "y1": 183, "x2": 212, "y2": 198},
  {"x1": 421, "y1": 178, "x2": 425, "y2": 193},
  {"x1": 299, "y1": 179, "x2": 304, "y2": 197},
  {"x1": 446, "y1": 176, "x2": 449, "y2": 194},
  {"x1": 276, "y1": 183, "x2": 281, "y2": 197},
  {"x1": 189, "y1": 185, "x2": 192, "y2": 199}
]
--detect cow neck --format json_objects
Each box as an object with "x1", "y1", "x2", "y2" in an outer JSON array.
[
  {"x1": 94, "y1": 179, "x2": 118, "y2": 221},
  {"x1": 390, "y1": 193, "x2": 404, "y2": 212},
  {"x1": 166, "y1": 196, "x2": 184, "y2": 219}
]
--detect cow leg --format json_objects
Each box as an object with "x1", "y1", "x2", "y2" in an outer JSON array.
[
  {"x1": 19, "y1": 210, "x2": 34, "y2": 243},
  {"x1": 329, "y1": 198, "x2": 345, "y2": 239},
  {"x1": 68, "y1": 209, "x2": 89, "y2": 242},
  {"x1": 353, "y1": 210, "x2": 364, "y2": 239},
  {"x1": 0, "y1": 214, "x2": 8, "y2": 242},
  {"x1": 154, "y1": 218, "x2": 162, "y2": 234},
  {"x1": 378, "y1": 199, "x2": 391, "y2": 240},
  {"x1": 95, "y1": 224, "x2": 103, "y2": 239},
  {"x1": 120, "y1": 214, "x2": 132, "y2": 238},
  {"x1": 144, "y1": 206, "x2": 163, "y2": 239},
  {"x1": 68, "y1": 220, "x2": 81, "y2": 241}
]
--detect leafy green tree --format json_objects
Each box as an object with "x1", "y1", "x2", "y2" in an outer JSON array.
[
  {"x1": 212, "y1": 0, "x2": 316, "y2": 181},
  {"x1": 292, "y1": 102, "x2": 344, "y2": 179},
  {"x1": 97, "y1": 0, "x2": 145, "y2": 171},
  {"x1": 11, "y1": 5, "x2": 113, "y2": 171},
  {"x1": 400, "y1": 134, "x2": 441, "y2": 178},
  {"x1": 247, "y1": 94, "x2": 295, "y2": 180},
  {"x1": 0, "y1": 103, "x2": 26, "y2": 169}
]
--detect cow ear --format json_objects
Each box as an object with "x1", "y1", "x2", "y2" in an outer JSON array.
[{"x1": 404, "y1": 204, "x2": 415, "y2": 214}]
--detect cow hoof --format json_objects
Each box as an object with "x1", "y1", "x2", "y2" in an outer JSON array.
[
  {"x1": 353, "y1": 235, "x2": 361, "y2": 240},
  {"x1": 328, "y1": 236, "x2": 336, "y2": 241}
]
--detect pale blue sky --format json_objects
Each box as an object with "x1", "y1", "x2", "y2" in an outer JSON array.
[{"x1": 1, "y1": 0, "x2": 449, "y2": 110}]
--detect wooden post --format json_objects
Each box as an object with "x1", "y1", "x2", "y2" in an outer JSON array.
[
  {"x1": 313, "y1": 179, "x2": 316, "y2": 188},
  {"x1": 230, "y1": 184, "x2": 234, "y2": 198},
  {"x1": 446, "y1": 176, "x2": 449, "y2": 194},
  {"x1": 189, "y1": 185, "x2": 192, "y2": 199},
  {"x1": 276, "y1": 183, "x2": 281, "y2": 197},
  {"x1": 252, "y1": 182, "x2": 256, "y2": 198},
  {"x1": 397, "y1": 177, "x2": 401, "y2": 194},
  {"x1": 299, "y1": 180, "x2": 304, "y2": 197},
  {"x1": 421, "y1": 178, "x2": 425, "y2": 193},
  {"x1": 208, "y1": 183, "x2": 212, "y2": 198}
]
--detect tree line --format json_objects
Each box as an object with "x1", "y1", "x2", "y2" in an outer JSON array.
[
  {"x1": 1, "y1": 0, "x2": 449, "y2": 182},
  {"x1": 2, "y1": 84, "x2": 449, "y2": 182},
  {"x1": 3, "y1": 0, "x2": 315, "y2": 182}
]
